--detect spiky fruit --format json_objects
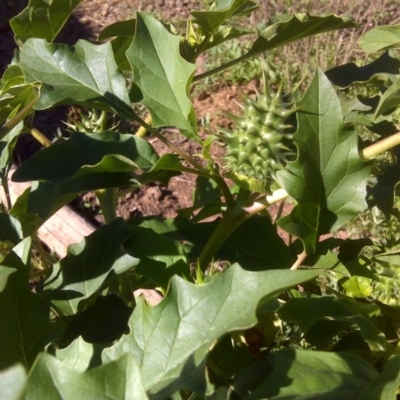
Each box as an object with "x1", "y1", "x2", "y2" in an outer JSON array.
[{"x1": 220, "y1": 83, "x2": 298, "y2": 193}]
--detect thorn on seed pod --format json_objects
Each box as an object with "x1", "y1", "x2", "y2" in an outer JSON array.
[{"x1": 219, "y1": 76, "x2": 300, "y2": 193}]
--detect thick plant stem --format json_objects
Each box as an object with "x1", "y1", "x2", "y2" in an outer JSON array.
[
  {"x1": 96, "y1": 188, "x2": 117, "y2": 224},
  {"x1": 136, "y1": 114, "x2": 152, "y2": 138},
  {"x1": 31, "y1": 128, "x2": 52, "y2": 147},
  {"x1": 361, "y1": 131, "x2": 400, "y2": 160}
]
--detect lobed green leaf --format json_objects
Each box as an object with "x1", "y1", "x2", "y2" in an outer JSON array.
[
  {"x1": 277, "y1": 69, "x2": 373, "y2": 253},
  {"x1": 126, "y1": 13, "x2": 197, "y2": 136},
  {"x1": 19, "y1": 39, "x2": 137, "y2": 120},
  {"x1": 43, "y1": 219, "x2": 138, "y2": 315},
  {"x1": 103, "y1": 265, "x2": 321, "y2": 398},
  {"x1": 25, "y1": 353, "x2": 148, "y2": 399},
  {"x1": 10, "y1": 0, "x2": 84, "y2": 44}
]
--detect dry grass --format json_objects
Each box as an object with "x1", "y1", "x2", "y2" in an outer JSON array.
[{"x1": 249, "y1": 0, "x2": 400, "y2": 86}]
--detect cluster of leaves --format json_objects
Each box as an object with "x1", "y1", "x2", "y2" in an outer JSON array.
[{"x1": 3, "y1": 0, "x2": 400, "y2": 398}]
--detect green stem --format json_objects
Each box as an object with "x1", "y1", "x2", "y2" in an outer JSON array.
[
  {"x1": 98, "y1": 110, "x2": 108, "y2": 132},
  {"x1": 198, "y1": 189, "x2": 251, "y2": 271},
  {"x1": 96, "y1": 188, "x2": 117, "y2": 224},
  {"x1": 136, "y1": 115, "x2": 205, "y2": 171},
  {"x1": 193, "y1": 52, "x2": 252, "y2": 82},
  {"x1": 188, "y1": 32, "x2": 212, "y2": 63},
  {"x1": 1, "y1": 176, "x2": 12, "y2": 210},
  {"x1": 31, "y1": 128, "x2": 52, "y2": 147},
  {"x1": 198, "y1": 188, "x2": 289, "y2": 271},
  {"x1": 0, "y1": 91, "x2": 39, "y2": 140},
  {"x1": 118, "y1": 274, "x2": 136, "y2": 308}
]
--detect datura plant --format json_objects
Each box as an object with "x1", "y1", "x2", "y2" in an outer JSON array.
[{"x1": 3, "y1": 0, "x2": 400, "y2": 399}]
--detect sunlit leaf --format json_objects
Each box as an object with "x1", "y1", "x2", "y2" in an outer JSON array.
[
  {"x1": 26, "y1": 353, "x2": 148, "y2": 399},
  {"x1": 359, "y1": 24, "x2": 400, "y2": 53},
  {"x1": 126, "y1": 13, "x2": 197, "y2": 135},
  {"x1": 20, "y1": 39, "x2": 137, "y2": 120},
  {"x1": 0, "y1": 363, "x2": 26, "y2": 400},
  {"x1": 10, "y1": 0, "x2": 84, "y2": 44},
  {"x1": 103, "y1": 265, "x2": 321, "y2": 398},
  {"x1": 277, "y1": 69, "x2": 373, "y2": 253}
]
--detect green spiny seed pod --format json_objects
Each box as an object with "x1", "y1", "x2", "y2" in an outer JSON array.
[
  {"x1": 219, "y1": 82, "x2": 298, "y2": 193},
  {"x1": 65, "y1": 107, "x2": 119, "y2": 133}
]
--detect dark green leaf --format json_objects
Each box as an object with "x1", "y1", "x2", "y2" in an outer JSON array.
[
  {"x1": 98, "y1": 19, "x2": 136, "y2": 40},
  {"x1": 126, "y1": 13, "x2": 197, "y2": 135},
  {"x1": 369, "y1": 164, "x2": 400, "y2": 216},
  {"x1": 98, "y1": 19, "x2": 137, "y2": 71},
  {"x1": 123, "y1": 226, "x2": 190, "y2": 288},
  {"x1": 374, "y1": 77, "x2": 400, "y2": 118},
  {"x1": 44, "y1": 219, "x2": 138, "y2": 315},
  {"x1": 0, "y1": 66, "x2": 38, "y2": 126},
  {"x1": 13, "y1": 132, "x2": 159, "y2": 183},
  {"x1": 325, "y1": 51, "x2": 400, "y2": 88},
  {"x1": 55, "y1": 337, "x2": 109, "y2": 371},
  {"x1": 0, "y1": 239, "x2": 61, "y2": 369},
  {"x1": 277, "y1": 69, "x2": 373, "y2": 254},
  {"x1": 246, "y1": 349, "x2": 378, "y2": 399},
  {"x1": 358, "y1": 355, "x2": 400, "y2": 399},
  {"x1": 25, "y1": 353, "x2": 148, "y2": 399},
  {"x1": 193, "y1": 176, "x2": 221, "y2": 207},
  {"x1": 249, "y1": 14, "x2": 357, "y2": 56},
  {"x1": 10, "y1": 174, "x2": 139, "y2": 226},
  {"x1": 10, "y1": 0, "x2": 84, "y2": 44},
  {"x1": 103, "y1": 265, "x2": 321, "y2": 398},
  {"x1": 58, "y1": 294, "x2": 132, "y2": 346},
  {"x1": 279, "y1": 296, "x2": 390, "y2": 356},
  {"x1": 0, "y1": 213, "x2": 23, "y2": 245}
]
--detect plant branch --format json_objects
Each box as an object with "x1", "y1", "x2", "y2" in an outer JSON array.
[
  {"x1": 198, "y1": 189, "x2": 251, "y2": 271},
  {"x1": 31, "y1": 128, "x2": 52, "y2": 147},
  {"x1": 135, "y1": 115, "x2": 205, "y2": 171},
  {"x1": 290, "y1": 251, "x2": 307, "y2": 270},
  {"x1": 360, "y1": 131, "x2": 400, "y2": 160},
  {"x1": 96, "y1": 188, "x2": 117, "y2": 224},
  {"x1": 193, "y1": 52, "x2": 252, "y2": 82},
  {"x1": 136, "y1": 114, "x2": 152, "y2": 138},
  {"x1": 0, "y1": 91, "x2": 39, "y2": 140}
]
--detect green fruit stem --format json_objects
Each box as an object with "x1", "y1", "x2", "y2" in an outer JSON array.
[{"x1": 96, "y1": 188, "x2": 117, "y2": 224}]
